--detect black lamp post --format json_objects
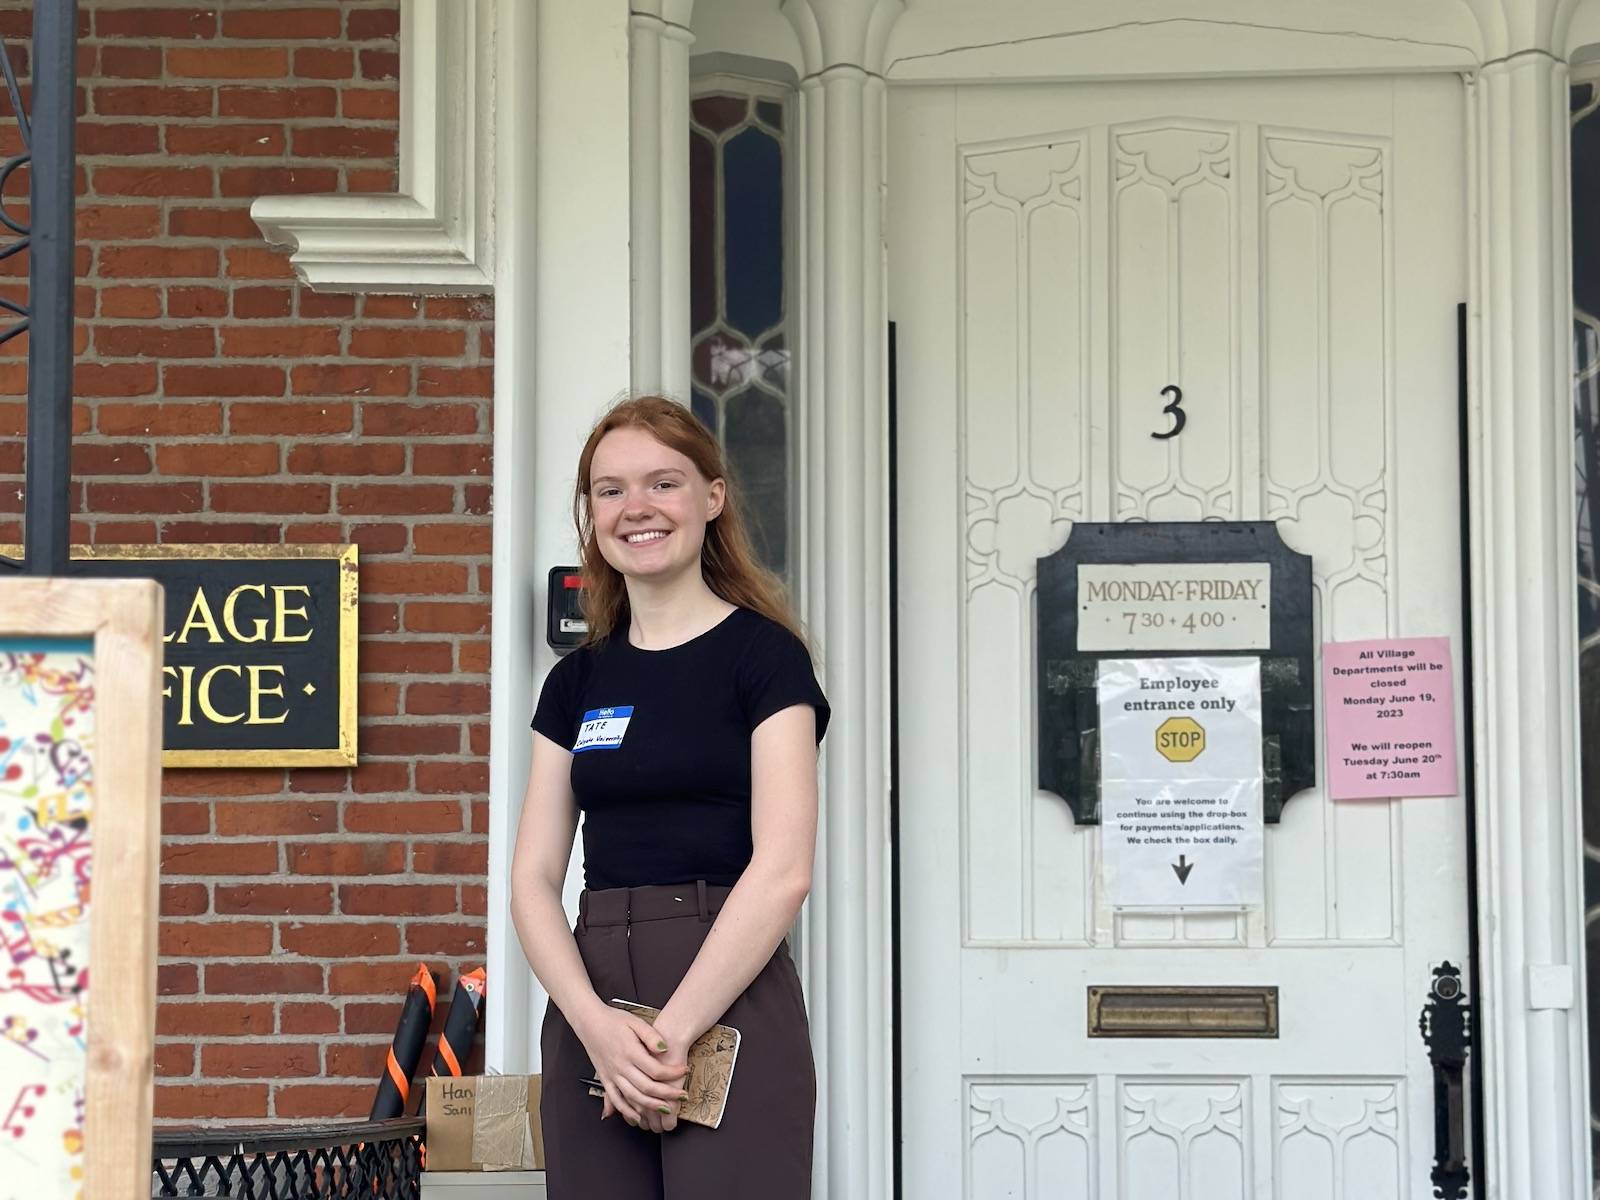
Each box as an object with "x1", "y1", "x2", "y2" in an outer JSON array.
[{"x1": 0, "y1": 0, "x2": 76, "y2": 576}]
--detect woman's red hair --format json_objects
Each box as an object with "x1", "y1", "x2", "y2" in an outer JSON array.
[{"x1": 573, "y1": 396, "x2": 808, "y2": 649}]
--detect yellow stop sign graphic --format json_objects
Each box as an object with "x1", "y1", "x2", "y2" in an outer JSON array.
[{"x1": 1156, "y1": 716, "x2": 1206, "y2": 762}]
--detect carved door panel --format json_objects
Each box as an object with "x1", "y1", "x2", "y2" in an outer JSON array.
[{"x1": 891, "y1": 75, "x2": 1468, "y2": 1199}]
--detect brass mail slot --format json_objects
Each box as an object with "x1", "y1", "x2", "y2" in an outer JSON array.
[{"x1": 1087, "y1": 985, "x2": 1279, "y2": 1038}]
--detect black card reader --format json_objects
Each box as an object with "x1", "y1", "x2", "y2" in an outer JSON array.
[{"x1": 546, "y1": 566, "x2": 588, "y2": 653}]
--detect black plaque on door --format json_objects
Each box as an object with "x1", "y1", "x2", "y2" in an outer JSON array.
[{"x1": 1037, "y1": 521, "x2": 1315, "y2": 824}]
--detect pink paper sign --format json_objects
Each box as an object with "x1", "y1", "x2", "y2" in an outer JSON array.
[{"x1": 1322, "y1": 637, "x2": 1457, "y2": 800}]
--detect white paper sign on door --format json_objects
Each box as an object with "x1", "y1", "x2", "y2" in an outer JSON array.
[{"x1": 1096, "y1": 657, "x2": 1264, "y2": 907}]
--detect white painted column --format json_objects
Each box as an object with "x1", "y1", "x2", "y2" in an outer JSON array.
[
  {"x1": 486, "y1": 0, "x2": 633, "y2": 1076},
  {"x1": 483, "y1": 0, "x2": 538, "y2": 1081},
  {"x1": 783, "y1": 2, "x2": 901, "y2": 1196},
  {"x1": 630, "y1": 0, "x2": 694, "y2": 399},
  {"x1": 1468, "y1": 48, "x2": 1592, "y2": 1200}
]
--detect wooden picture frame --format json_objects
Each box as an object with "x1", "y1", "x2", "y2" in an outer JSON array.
[{"x1": 0, "y1": 579, "x2": 163, "y2": 1198}]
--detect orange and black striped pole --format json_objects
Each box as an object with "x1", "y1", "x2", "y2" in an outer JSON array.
[
  {"x1": 368, "y1": 963, "x2": 437, "y2": 1119},
  {"x1": 430, "y1": 967, "x2": 486, "y2": 1078}
]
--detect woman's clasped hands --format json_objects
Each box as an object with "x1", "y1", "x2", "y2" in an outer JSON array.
[{"x1": 575, "y1": 1003, "x2": 690, "y2": 1133}]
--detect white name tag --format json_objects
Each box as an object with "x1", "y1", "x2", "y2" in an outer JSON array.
[{"x1": 573, "y1": 706, "x2": 633, "y2": 753}]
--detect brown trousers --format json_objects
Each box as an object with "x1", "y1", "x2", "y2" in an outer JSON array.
[{"x1": 539, "y1": 882, "x2": 816, "y2": 1199}]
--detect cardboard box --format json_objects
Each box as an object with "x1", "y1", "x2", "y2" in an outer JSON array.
[{"x1": 425, "y1": 1075, "x2": 545, "y2": 1172}]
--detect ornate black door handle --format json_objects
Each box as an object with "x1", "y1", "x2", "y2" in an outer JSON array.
[
  {"x1": 1151, "y1": 385, "x2": 1185, "y2": 439},
  {"x1": 1419, "y1": 962, "x2": 1471, "y2": 1200}
]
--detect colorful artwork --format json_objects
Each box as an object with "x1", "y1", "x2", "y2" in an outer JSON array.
[{"x1": 0, "y1": 639, "x2": 95, "y2": 1198}]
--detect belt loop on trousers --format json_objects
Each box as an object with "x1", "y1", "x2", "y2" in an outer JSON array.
[
  {"x1": 577, "y1": 891, "x2": 589, "y2": 933},
  {"x1": 696, "y1": 879, "x2": 709, "y2": 923}
]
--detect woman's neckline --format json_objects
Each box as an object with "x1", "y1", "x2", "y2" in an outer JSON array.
[{"x1": 623, "y1": 605, "x2": 742, "y2": 654}]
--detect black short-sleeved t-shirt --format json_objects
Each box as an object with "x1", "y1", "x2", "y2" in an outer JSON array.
[{"x1": 530, "y1": 607, "x2": 830, "y2": 890}]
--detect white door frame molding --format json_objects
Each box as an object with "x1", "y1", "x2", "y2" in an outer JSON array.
[
  {"x1": 778, "y1": 3, "x2": 904, "y2": 1196},
  {"x1": 1466, "y1": 44, "x2": 1590, "y2": 1200},
  {"x1": 1469, "y1": 6, "x2": 1600, "y2": 1198}
]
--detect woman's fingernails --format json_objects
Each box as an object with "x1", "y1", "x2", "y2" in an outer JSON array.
[
  {"x1": 656, "y1": 1041, "x2": 668, "y2": 1052},
  {"x1": 657, "y1": 1105, "x2": 671, "y2": 1114}
]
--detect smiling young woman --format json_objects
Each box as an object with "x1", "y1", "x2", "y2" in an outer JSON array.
[{"x1": 509, "y1": 396, "x2": 828, "y2": 1198}]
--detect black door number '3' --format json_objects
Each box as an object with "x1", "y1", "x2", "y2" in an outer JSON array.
[{"x1": 1151, "y1": 385, "x2": 1185, "y2": 440}]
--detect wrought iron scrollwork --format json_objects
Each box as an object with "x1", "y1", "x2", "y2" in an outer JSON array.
[
  {"x1": 0, "y1": 36, "x2": 29, "y2": 342},
  {"x1": 0, "y1": 35, "x2": 32, "y2": 348},
  {"x1": 0, "y1": 33, "x2": 33, "y2": 573}
]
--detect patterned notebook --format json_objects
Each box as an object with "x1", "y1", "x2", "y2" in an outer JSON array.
[{"x1": 585, "y1": 999, "x2": 741, "y2": 1129}]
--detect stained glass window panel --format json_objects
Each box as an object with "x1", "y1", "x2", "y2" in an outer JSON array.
[
  {"x1": 692, "y1": 389, "x2": 719, "y2": 438},
  {"x1": 689, "y1": 87, "x2": 792, "y2": 580},
  {"x1": 725, "y1": 387, "x2": 788, "y2": 575},
  {"x1": 691, "y1": 94, "x2": 748, "y2": 134},
  {"x1": 690, "y1": 130, "x2": 718, "y2": 334},
  {"x1": 723, "y1": 128, "x2": 784, "y2": 338},
  {"x1": 758, "y1": 331, "x2": 788, "y2": 392}
]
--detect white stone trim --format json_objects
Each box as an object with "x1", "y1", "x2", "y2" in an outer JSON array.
[
  {"x1": 690, "y1": 56, "x2": 801, "y2": 89},
  {"x1": 249, "y1": 0, "x2": 496, "y2": 292},
  {"x1": 691, "y1": 69, "x2": 796, "y2": 102}
]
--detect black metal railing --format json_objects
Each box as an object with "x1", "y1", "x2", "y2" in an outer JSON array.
[{"x1": 151, "y1": 1118, "x2": 424, "y2": 1199}]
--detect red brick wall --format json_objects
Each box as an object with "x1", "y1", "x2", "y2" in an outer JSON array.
[{"x1": 0, "y1": 2, "x2": 495, "y2": 1121}]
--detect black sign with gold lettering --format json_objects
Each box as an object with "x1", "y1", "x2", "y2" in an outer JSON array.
[{"x1": 65, "y1": 545, "x2": 358, "y2": 767}]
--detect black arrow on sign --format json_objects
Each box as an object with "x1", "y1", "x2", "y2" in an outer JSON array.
[{"x1": 1172, "y1": 855, "x2": 1195, "y2": 885}]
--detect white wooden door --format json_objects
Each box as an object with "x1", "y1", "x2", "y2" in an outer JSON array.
[{"x1": 891, "y1": 74, "x2": 1469, "y2": 1199}]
